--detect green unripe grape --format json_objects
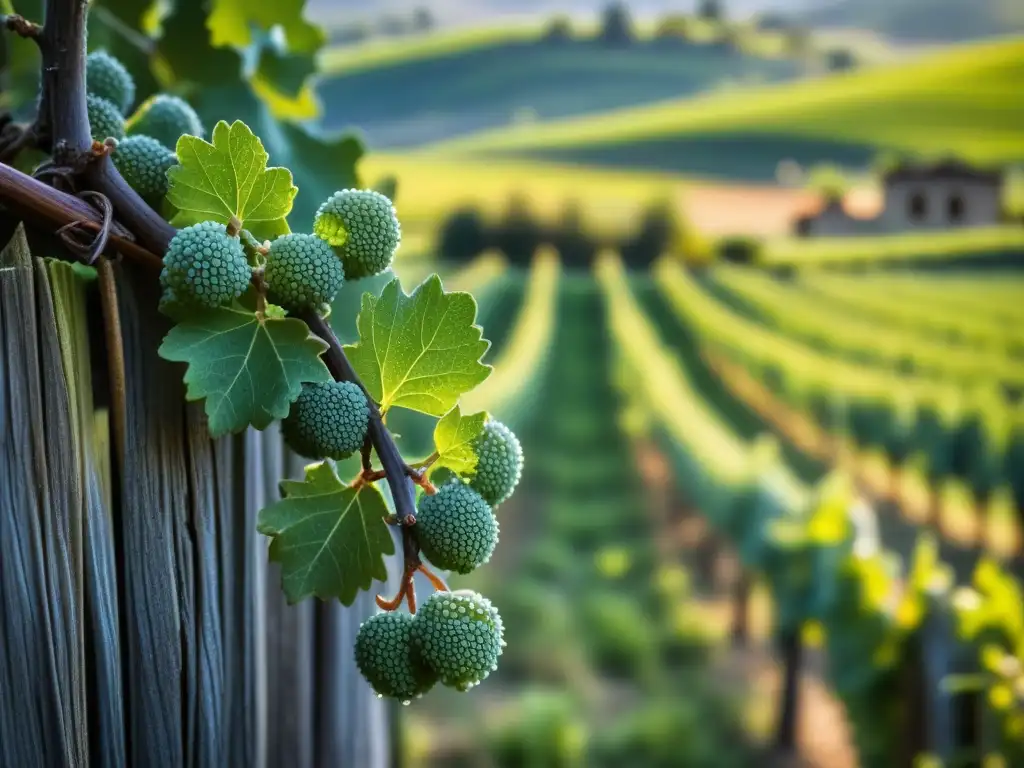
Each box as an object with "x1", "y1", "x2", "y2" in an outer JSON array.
[
  {"x1": 411, "y1": 590, "x2": 505, "y2": 691},
  {"x1": 87, "y1": 94, "x2": 125, "y2": 142},
  {"x1": 354, "y1": 612, "x2": 437, "y2": 701},
  {"x1": 128, "y1": 94, "x2": 204, "y2": 151},
  {"x1": 160, "y1": 221, "x2": 251, "y2": 308},
  {"x1": 415, "y1": 481, "x2": 498, "y2": 575},
  {"x1": 281, "y1": 381, "x2": 370, "y2": 460},
  {"x1": 112, "y1": 135, "x2": 177, "y2": 202},
  {"x1": 265, "y1": 233, "x2": 345, "y2": 312},
  {"x1": 86, "y1": 51, "x2": 135, "y2": 114},
  {"x1": 470, "y1": 419, "x2": 523, "y2": 507},
  {"x1": 313, "y1": 189, "x2": 401, "y2": 280}
]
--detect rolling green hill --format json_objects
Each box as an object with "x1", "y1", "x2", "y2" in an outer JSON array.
[
  {"x1": 801, "y1": 0, "x2": 1024, "y2": 42},
  {"x1": 315, "y1": 27, "x2": 802, "y2": 149},
  {"x1": 421, "y1": 36, "x2": 1024, "y2": 182}
]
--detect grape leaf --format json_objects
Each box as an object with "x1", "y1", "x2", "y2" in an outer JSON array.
[
  {"x1": 432, "y1": 406, "x2": 487, "y2": 477},
  {"x1": 158, "y1": 302, "x2": 331, "y2": 436},
  {"x1": 344, "y1": 275, "x2": 491, "y2": 416},
  {"x1": 157, "y1": 0, "x2": 244, "y2": 88},
  {"x1": 167, "y1": 120, "x2": 297, "y2": 242},
  {"x1": 257, "y1": 462, "x2": 395, "y2": 605},
  {"x1": 207, "y1": 0, "x2": 324, "y2": 55}
]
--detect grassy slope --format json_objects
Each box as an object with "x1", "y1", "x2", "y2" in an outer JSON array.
[
  {"x1": 316, "y1": 25, "x2": 801, "y2": 148},
  {"x1": 801, "y1": 0, "x2": 1024, "y2": 42},
  {"x1": 421, "y1": 36, "x2": 1024, "y2": 176}
]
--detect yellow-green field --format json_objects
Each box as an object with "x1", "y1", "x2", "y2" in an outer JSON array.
[
  {"x1": 320, "y1": 22, "x2": 545, "y2": 75},
  {"x1": 762, "y1": 225, "x2": 1024, "y2": 267},
  {"x1": 361, "y1": 153, "x2": 691, "y2": 238},
  {"x1": 425, "y1": 36, "x2": 1024, "y2": 165}
]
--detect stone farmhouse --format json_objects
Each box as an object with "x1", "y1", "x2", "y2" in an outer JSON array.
[{"x1": 795, "y1": 159, "x2": 1006, "y2": 237}]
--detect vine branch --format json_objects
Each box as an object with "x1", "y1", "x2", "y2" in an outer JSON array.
[
  {"x1": 299, "y1": 311, "x2": 420, "y2": 528},
  {"x1": 0, "y1": 163, "x2": 162, "y2": 267},
  {"x1": 4, "y1": 0, "x2": 433, "y2": 614}
]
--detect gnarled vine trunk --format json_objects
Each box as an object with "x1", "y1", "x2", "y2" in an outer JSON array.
[{"x1": 0, "y1": 225, "x2": 390, "y2": 767}]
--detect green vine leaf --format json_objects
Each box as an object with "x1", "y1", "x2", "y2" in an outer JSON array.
[
  {"x1": 207, "y1": 0, "x2": 324, "y2": 55},
  {"x1": 257, "y1": 462, "x2": 395, "y2": 605},
  {"x1": 158, "y1": 302, "x2": 331, "y2": 436},
  {"x1": 344, "y1": 275, "x2": 491, "y2": 416},
  {"x1": 432, "y1": 406, "x2": 487, "y2": 477},
  {"x1": 167, "y1": 119, "x2": 297, "y2": 242}
]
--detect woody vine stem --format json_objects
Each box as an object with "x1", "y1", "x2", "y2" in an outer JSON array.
[{"x1": 0, "y1": 0, "x2": 438, "y2": 612}]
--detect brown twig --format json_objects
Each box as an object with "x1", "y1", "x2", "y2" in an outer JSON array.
[
  {"x1": 0, "y1": 163, "x2": 162, "y2": 267},
  {"x1": 417, "y1": 563, "x2": 449, "y2": 593},
  {"x1": 374, "y1": 580, "x2": 407, "y2": 612},
  {"x1": 361, "y1": 437, "x2": 373, "y2": 473},
  {"x1": 2, "y1": 13, "x2": 43, "y2": 39},
  {"x1": 407, "y1": 466, "x2": 437, "y2": 495}
]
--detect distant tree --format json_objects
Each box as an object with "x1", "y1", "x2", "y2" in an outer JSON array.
[
  {"x1": 784, "y1": 25, "x2": 812, "y2": 58},
  {"x1": 621, "y1": 200, "x2": 679, "y2": 266},
  {"x1": 825, "y1": 47, "x2": 857, "y2": 71},
  {"x1": 543, "y1": 15, "x2": 574, "y2": 44},
  {"x1": 331, "y1": 23, "x2": 372, "y2": 45},
  {"x1": 653, "y1": 14, "x2": 692, "y2": 45},
  {"x1": 549, "y1": 201, "x2": 598, "y2": 267},
  {"x1": 755, "y1": 11, "x2": 790, "y2": 31},
  {"x1": 438, "y1": 207, "x2": 490, "y2": 262},
  {"x1": 806, "y1": 163, "x2": 849, "y2": 203},
  {"x1": 412, "y1": 7, "x2": 435, "y2": 33},
  {"x1": 717, "y1": 236, "x2": 762, "y2": 264},
  {"x1": 493, "y1": 194, "x2": 543, "y2": 265},
  {"x1": 377, "y1": 14, "x2": 412, "y2": 37},
  {"x1": 871, "y1": 151, "x2": 907, "y2": 177},
  {"x1": 698, "y1": 0, "x2": 725, "y2": 22},
  {"x1": 599, "y1": 2, "x2": 635, "y2": 47}
]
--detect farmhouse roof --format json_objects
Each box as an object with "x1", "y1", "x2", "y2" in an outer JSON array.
[{"x1": 883, "y1": 158, "x2": 1003, "y2": 185}]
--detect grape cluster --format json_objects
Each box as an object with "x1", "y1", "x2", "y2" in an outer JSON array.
[
  {"x1": 158, "y1": 180, "x2": 399, "y2": 319},
  {"x1": 355, "y1": 416, "x2": 522, "y2": 700},
  {"x1": 86, "y1": 51, "x2": 204, "y2": 204},
  {"x1": 355, "y1": 590, "x2": 505, "y2": 700}
]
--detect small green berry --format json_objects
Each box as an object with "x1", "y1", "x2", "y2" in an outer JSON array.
[
  {"x1": 86, "y1": 51, "x2": 135, "y2": 113},
  {"x1": 160, "y1": 221, "x2": 250, "y2": 308},
  {"x1": 281, "y1": 381, "x2": 370, "y2": 460},
  {"x1": 127, "y1": 94, "x2": 203, "y2": 151},
  {"x1": 265, "y1": 233, "x2": 345, "y2": 312},
  {"x1": 469, "y1": 419, "x2": 523, "y2": 507},
  {"x1": 313, "y1": 189, "x2": 401, "y2": 280},
  {"x1": 415, "y1": 481, "x2": 498, "y2": 575},
  {"x1": 87, "y1": 94, "x2": 125, "y2": 142},
  {"x1": 354, "y1": 612, "x2": 437, "y2": 700},
  {"x1": 411, "y1": 590, "x2": 504, "y2": 691},
  {"x1": 112, "y1": 135, "x2": 177, "y2": 202}
]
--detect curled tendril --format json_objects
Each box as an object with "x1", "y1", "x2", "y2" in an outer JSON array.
[
  {"x1": 55, "y1": 190, "x2": 114, "y2": 264},
  {"x1": 32, "y1": 161, "x2": 79, "y2": 193}
]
